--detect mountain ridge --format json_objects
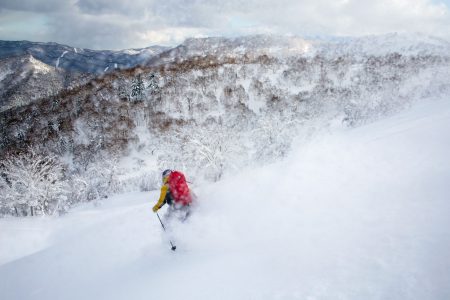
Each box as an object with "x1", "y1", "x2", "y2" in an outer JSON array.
[
  {"x1": 0, "y1": 40, "x2": 168, "y2": 74},
  {"x1": 145, "y1": 33, "x2": 450, "y2": 66}
]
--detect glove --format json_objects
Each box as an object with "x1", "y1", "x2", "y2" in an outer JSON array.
[{"x1": 152, "y1": 205, "x2": 159, "y2": 213}]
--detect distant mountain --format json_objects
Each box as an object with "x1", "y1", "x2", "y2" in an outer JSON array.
[
  {"x1": 0, "y1": 40, "x2": 168, "y2": 74},
  {"x1": 0, "y1": 40, "x2": 168, "y2": 110},
  {"x1": 0, "y1": 54, "x2": 92, "y2": 111}
]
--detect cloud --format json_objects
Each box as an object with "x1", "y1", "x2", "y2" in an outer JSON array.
[
  {"x1": 0, "y1": 0, "x2": 70, "y2": 12},
  {"x1": 75, "y1": 0, "x2": 155, "y2": 17},
  {"x1": 0, "y1": 0, "x2": 449, "y2": 49}
]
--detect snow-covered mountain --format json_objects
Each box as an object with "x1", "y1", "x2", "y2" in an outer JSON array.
[
  {"x1": 0, "y1": 40, "x2": 168, "y2": 111},
  {"x1": 0, "y1": 54, "x2": 92, "y2": 111},
  {"x1": 146, "y1": 35, "x2": 314, "y2": 65},
  {"x1": 0, "y1": 40, "x2": 168, "y2": 74},
  {"x1": 146, "y1": 33, "x2": 450, "y2": 66},
  {"x1": 0, "y1": 33, "x2": 449, "y2": 216}
]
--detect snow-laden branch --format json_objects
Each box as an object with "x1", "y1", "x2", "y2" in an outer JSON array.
[{"x1": 0, "y1": 149, "x2": 69, "y2": 216}]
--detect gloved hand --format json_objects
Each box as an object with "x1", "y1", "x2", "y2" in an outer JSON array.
[{"x1": 152, "y1": 205, "x2": 159, "y2": 213}]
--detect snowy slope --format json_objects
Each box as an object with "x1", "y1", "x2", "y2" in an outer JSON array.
[{"x1": 1, "y1": 96, "x2": 450, "y2": 299}]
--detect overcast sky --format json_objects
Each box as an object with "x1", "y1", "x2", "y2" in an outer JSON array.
[{"x1": 0, "y1": 0, "x2": 449, "y2": 50}]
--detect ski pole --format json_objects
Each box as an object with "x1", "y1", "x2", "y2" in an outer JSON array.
[{"x1": 156, "y1": 212, "x2": 177, "y2": 251}]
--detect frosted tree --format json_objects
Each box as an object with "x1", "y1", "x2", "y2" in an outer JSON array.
[
  {"x1": 181, "y1": 124, "x2": 247, "y2": 181},
  {"x1": 116, "y1": 76, "x2": 130, "y2": 101},
  {"x1": 252, "y1": 112, "x2": 300, "y2": 162},
  {"x1": 80, "y1": 154, "x2": 121, "y2": 201},
  {"x1": 155, "y1": 133, "x2": 188, "y2": 175},
  {"x1": 131, "y1": 74, "x2": 145, "y2": 101},
  {"x1": 66, "y1": 174, "x2": 88, "y2": 207},
  {"x1": 0, "y1": 175, "x2": 16, "y2": 215},
  {"x1": 118, "y1": 85, "x2": 129, "y2": 101},
  {"x1": 147, "y1": 73, "x2": 160, "y2": 95},
  {"x1": 0, "y1": 149, "x2": 69, "y2": 216}
]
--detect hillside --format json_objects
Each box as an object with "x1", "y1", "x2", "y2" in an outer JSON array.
[
  {"x1": 1, "y1": 95, "x2": 449, "y2": 299},
  {"x1": 0, "y1": 34, "x2": 450, "y2": 216}
]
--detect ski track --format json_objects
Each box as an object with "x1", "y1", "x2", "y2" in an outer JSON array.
[{"x1": 1, "y1": 97, "x2": 450, "y2": 299}]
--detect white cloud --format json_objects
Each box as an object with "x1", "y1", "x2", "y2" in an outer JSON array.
[{"x1": 0, "y1": 0, "x2": 449, "y2": 49}]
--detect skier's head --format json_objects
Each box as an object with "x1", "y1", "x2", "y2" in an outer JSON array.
[{"x1": 162, "y1": 169, "x2": 172, "y2": 182}]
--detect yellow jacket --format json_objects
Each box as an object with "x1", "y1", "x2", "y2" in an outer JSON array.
[{"x1": 152, "y1": 177, "x2": 169, "y2": 212}]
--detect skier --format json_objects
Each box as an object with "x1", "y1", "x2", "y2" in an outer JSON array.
[{"x1": 152, "y1": 169, "x2": 193, "y2": 221}]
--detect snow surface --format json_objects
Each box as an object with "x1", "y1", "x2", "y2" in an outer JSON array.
[
  {"x1": 1, "y1": 97, "x2": 450, "y2": 299},
  {"x1": 0, "y1": 67, "x2": 13, "y2": 82},
  {"x1": 121, "y1": 49, "x2": 142, "y2": 55},
  {"x1": 55, "y1": 51, "x2": 68, "y2": 68},
  {"x1": 27, "y1": 55, "x2": 53, "y2": 74}
]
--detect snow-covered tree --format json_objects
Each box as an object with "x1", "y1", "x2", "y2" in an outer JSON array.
[
  {"x1": 251, "y1": 112, "x2": 300, "y2": 162},
  {"x1": 80, "y1": 155, "x2": 121, "y2": 201},
  {"x1": 66, "y1": 174, "x2": 88, "y2": 207},
  {"x1": 0, "y1": 149, "x2": 69, "y2": 216},
  {"x1": 131, "y1": 74, "x2": 145, "y2": 101},
  {"x1": 147, "y1": 73, "x2": 160, "y2": 95},
  {"x1": 116, "y1": 76, "x2": 130, "y2": 101},
  {"x1": 181, "y1": 124, "x2": 248, "y2": 181},
  {"x1": 0, "y1": 174, "x2": 16, "y2": 215}
]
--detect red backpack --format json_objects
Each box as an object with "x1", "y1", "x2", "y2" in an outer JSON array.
[{"x1": 167, "y1": 171, "x2": 192, "y2": 206}]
